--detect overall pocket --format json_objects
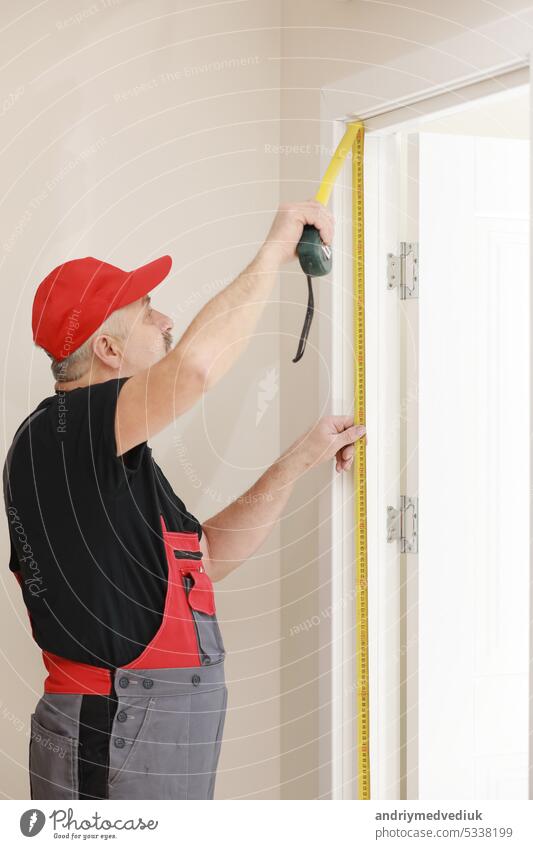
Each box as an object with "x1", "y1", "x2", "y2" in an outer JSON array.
[
  {"x1": 160, "y1": 516, "x2": 225, "y2": 666},
  {"x1": 29, "y1": 714, "x2": 78, "y2": 799},
  {"x1": 174, "y1": 549, "x2": 215, "y2": 614},
  {"x1": 182, "y1": 572, "x2": 226, "y2": 666}
]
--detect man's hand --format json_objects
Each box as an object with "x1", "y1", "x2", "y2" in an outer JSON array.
[
  {"x1": 259, "y1": 200, "x2": 335, "y2": 267},
  {"x1": 293, "y1": 415, "x2": 367, "y2": 474}
]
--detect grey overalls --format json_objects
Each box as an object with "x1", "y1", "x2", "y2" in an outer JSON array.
[{"x1": 24, "y1": 516, "x2": 227, "y2": 800}]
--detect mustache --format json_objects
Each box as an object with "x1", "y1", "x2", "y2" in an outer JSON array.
[{"x1": 162, "y1": 329, "x2": 173, "y2": 352}]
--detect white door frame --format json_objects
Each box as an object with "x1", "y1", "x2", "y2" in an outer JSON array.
[{"x1": 317, "y1": 55, "x2": 531, "y2": 800}]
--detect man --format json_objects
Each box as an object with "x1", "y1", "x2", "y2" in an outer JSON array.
[{"x1": 3, "y1": 200, "x2": 366, "y2": 801}]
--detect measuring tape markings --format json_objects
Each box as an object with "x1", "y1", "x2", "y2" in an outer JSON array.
[{"x1": 351, "y1": 122, "x2": 370, "y2": 800}]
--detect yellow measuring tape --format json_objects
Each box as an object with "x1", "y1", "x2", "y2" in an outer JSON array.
[
  {"x1": 351, "y1": 122, "x2": 369, "y2": 800},
  {"x1": 315, "y1": 121, "x2": 369, "y2": 799}
]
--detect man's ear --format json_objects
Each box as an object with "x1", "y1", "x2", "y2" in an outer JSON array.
[{"x1": 91, "y1": 333, "x2": 124, "y2": 369}]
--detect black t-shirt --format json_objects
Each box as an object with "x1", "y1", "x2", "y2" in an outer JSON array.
[{"x1": 2, "y1": 377, "x2": 203, "y2": 669}]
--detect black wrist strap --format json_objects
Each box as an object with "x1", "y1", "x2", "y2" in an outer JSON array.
[{"x1": 292, "y1": 275, "x2": 314, "y2": 363}]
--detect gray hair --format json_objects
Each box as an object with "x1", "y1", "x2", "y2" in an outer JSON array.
[{"x1": 47, "y1": 305, "x2": 132, "y2": 383}]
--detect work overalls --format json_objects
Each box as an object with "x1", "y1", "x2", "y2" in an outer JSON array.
[{"x1": 20, "y1": 516, "x2": 227, "y2": 800}]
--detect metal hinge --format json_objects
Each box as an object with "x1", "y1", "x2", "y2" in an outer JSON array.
[
  {"x1": 387, "y1": 496, "x2": 418, "y2": 553},
  {"x1": 387, "y1": 242, "x2": 418, "y2": 299}
]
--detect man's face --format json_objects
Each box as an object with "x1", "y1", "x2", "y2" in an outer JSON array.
[{"x1": 118, "y1": 295, "x2": 174, "y2": 373}]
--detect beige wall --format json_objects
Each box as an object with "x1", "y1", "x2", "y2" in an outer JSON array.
[{"x1": 0, "y1": 0, "x2": 281, "y2": 800}]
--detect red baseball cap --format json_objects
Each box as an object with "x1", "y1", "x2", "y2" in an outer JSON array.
[{"x1": 32, "y1": 254, "x2": 172, "y2": 361}]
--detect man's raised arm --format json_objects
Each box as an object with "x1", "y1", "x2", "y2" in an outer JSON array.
[{"x1": 115, "y1": 201, "x2": 334, "y2": 456}]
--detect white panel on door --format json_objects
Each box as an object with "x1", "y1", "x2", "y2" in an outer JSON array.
[{"x1": 418, "y1": 131, "x2": 529, "y2": 799}]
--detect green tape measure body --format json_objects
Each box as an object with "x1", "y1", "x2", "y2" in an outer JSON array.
[
  {"x1": 292, "y1": 226, "x2": 332, "y2": 362},
  {"x1": 296, "y1": 225, "x2": 333, "y2": 277}
]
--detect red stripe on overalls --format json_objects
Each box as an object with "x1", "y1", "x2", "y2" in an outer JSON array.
[
  {"x1": 15, "y1": 516, "x2": 214, "y2": 695},
  {"x1": 120, "y1": 516, "x2": 203, "y2": 672}
]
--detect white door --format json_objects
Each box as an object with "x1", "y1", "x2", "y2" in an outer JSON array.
[{"x1": 417, "y1": 131, "x2": 530, "y2": 799}]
